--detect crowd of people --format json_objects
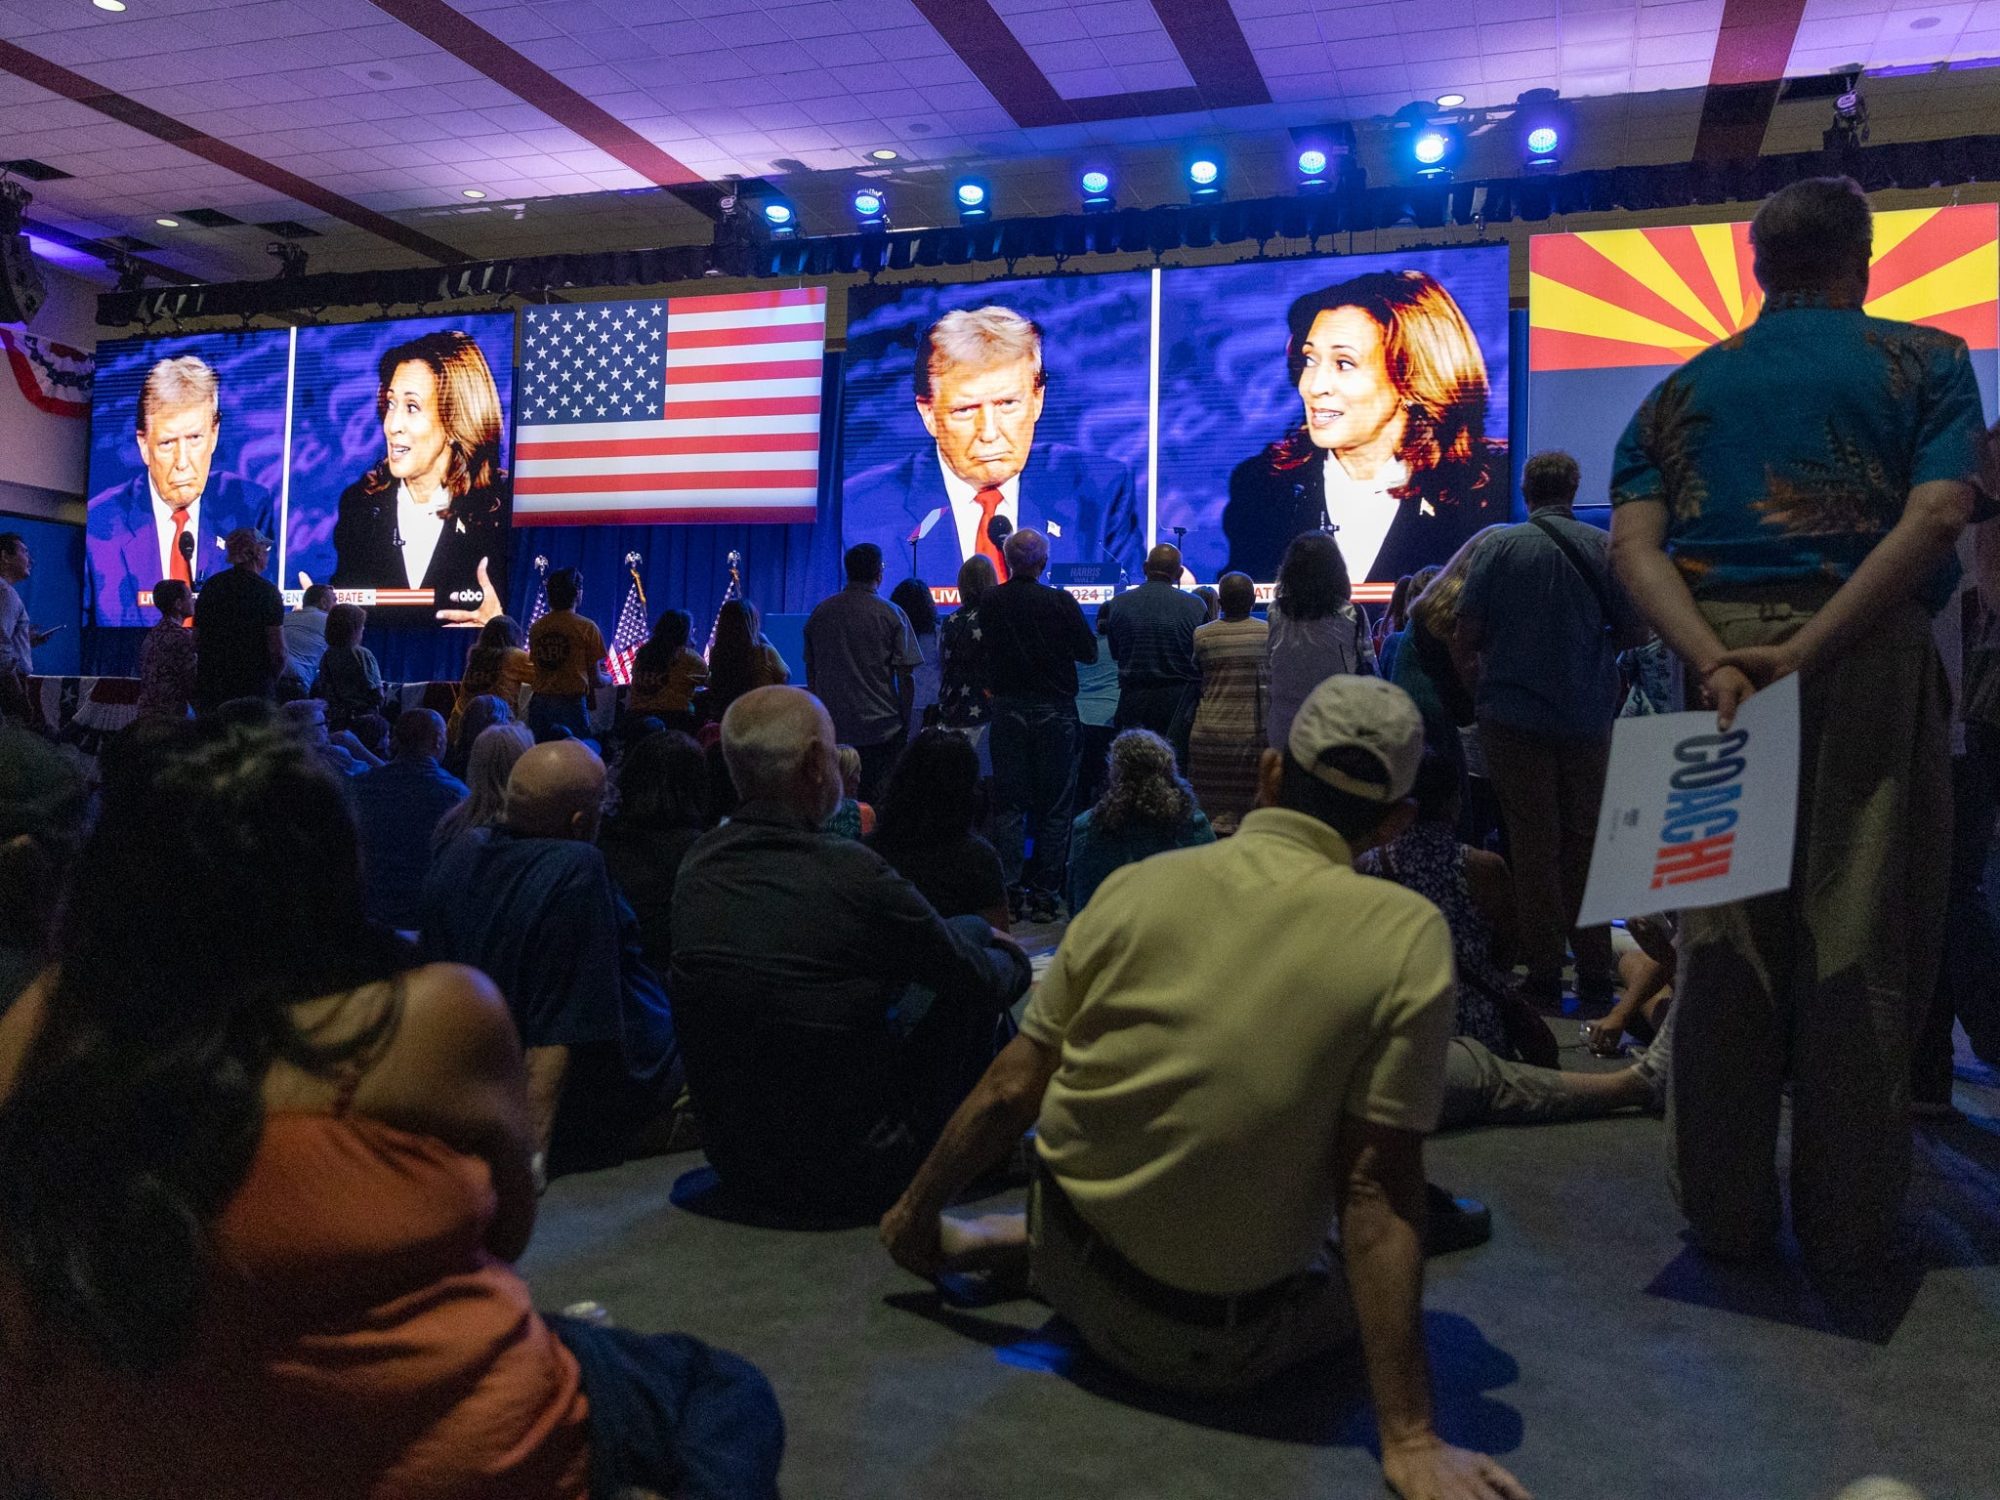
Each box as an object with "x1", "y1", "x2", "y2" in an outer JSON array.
[{"x1": 0, "y1": 178, "x2": 1993, "y2": 1500}]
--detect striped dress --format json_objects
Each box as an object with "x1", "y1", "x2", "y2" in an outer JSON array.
[{"x1": 1186, "y1": 615, "x2": 1269, "y2": 836}]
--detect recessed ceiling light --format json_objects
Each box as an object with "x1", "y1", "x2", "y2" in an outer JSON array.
[
  {"x1": 461, "y1": 188, "x2": 487, "y2": 199},
  {"x1": 868, "y1": 148, "x2": 899, "y2": 161},
  {"x1": 154, "y1": 217, "x2": 179, "y2": 227},
  {"x1": 93, "y1": 0, "x2": 128, "y2": 11},
  {"x1": 1436, "y1": 92, "x2": 1467, "y2": 108}
]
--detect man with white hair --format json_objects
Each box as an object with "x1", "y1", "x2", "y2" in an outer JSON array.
[
  {"x1": 881, "y1": 674, "x2": 1526, "y2": 1500},
  {"x1": 87, "y1": 355, "x2": 275, "y2": 628},
  {"x1": 844, "y1": 304, "x2": 1141, "y2": 581},
  {"x1": 669, "y1": 685, "x2": 1031, "y2": 1219}
]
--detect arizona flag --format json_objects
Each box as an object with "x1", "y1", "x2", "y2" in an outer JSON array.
[
  {"x1": 514, "y1": 288, "x2": 826, "y2": 527},
  {"x1": 1528, "y1": 205, "x2": 2000, "y2": 509}
]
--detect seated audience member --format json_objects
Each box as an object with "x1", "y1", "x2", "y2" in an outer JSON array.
[
  {"x1": 1359, "y1": 750, "x2": 1555, "y2": 1066},
  {"x1": 433, "y1": 721, "x2": 534, "y2": 852},
  {"x1": 312, "y1": 602, "x2": 387, "y2": 731},
  {"x1": 281, "y1": 582, "x2": 334, "y2": 691},
  {"x1": 451, "y1": 615, "x2": 531, "y2": 750},
  {"x1": 351, "y1": 710, "x2": 468, "y2": 932},
  {"x1": 670, "y1": 687, "x2": 1030, "y2": 1219},
  {"x1": 526, "y1": 569, "x2": 607, "y2": 744},
  {"x1": 880, "y1": 676, "x2": 1527, "y2": 1500},
  {"x1": 1265, "y1": 531, "x2": 1375, "y2": 749},
  {"x1": 281, "y1": 697, "x2": 380, "y2": 775},
  {"x1": 889, "y1": 577, "x2": 942, "y2": 740},
  {"x1": 869, "y1": 728, "x2": 1009, "y2": 929},
  {"x1": 135, "y1": 579, "x2": 198, "y2": 722},
  {"x1": 825, "y1": 743, "x2": 876, "y2": 840},
  {"x1": 347, "y1": 711, "x2": 391, "y2": 764},
  {"x1": 0, "y1": 715, "x2": 783, "y2": 1500},
  {"x1": 0, "y1": 725, "x2": 85, "y2": 1014},
  {"x1": 1580, "y1": 914, "x2": 1678, "y2": 1058},
  {"x1": 424, "y1": 740, "x2": 679, "y2": 1176},
  {"x1": 445, "y1": 692, "x2": 513, "y2": 780},
  {"x1": 1186, "y1": 572, "x2": 1269, "y2": 835},
  {"x1": 599, "y1": 729, "x2": 712, "y2": 978},
  {"x1": 698, "y1": 598, "x2": 788, "y2": 726},
  {"x1": 627, "y1": 609, "x2": 708, "y2": 736},
  {"x1": 1067, "y1": 729, "x2": 1215, "y2": 914}
]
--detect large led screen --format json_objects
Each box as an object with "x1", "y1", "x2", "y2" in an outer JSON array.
[
  {"x1": 85, "y1": 313, "x2": 516, "y2": 628},
  {"x1": 1528, "y1": 205, "x2": 2000, "y2": 510},
  {"x1": 840, "y1": 246, "x2": 1512, "y2": 590}
]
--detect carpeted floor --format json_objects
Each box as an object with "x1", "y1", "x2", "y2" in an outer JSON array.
[{"x1": 521, "y1": 1004, "x2": 2000, "y2": 1500}]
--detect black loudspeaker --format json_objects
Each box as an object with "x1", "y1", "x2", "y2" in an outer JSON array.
[{"x1": 0, "y1": 232, "x2": 45, "y2": 325}]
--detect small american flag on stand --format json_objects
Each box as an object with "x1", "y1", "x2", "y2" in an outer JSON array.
[
  {"x1": 514, "y1": 289, "x2": 826, "y2": 526},
  {"x1": 604, "y1": 554, "x2": 649, "y2": 687},
  {"x1": 527, "y1": 556, "x2": 550, "y2": 626}
]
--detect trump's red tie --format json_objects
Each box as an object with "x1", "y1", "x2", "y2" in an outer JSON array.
[
  {"x1": 169, "y1": 509, "x2": 193, "y2": 585},
  {"x1": 974, "y1": 487, "x2": 1009, "y2": 582}
]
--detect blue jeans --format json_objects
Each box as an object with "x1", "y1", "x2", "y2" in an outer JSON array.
[
  {"x1": 991, "y1": 697, "x2": 1079, "y2": 896},
  {"x1": 528, "y1": 692, "x2": 590, "y2": 743}
]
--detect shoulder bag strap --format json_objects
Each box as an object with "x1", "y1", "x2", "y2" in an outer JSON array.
[{"x1": 1528, "y1": 514, "x2": 1616, "y2": 631}]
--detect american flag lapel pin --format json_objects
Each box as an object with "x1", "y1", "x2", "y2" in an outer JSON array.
[
  {"x1": 1047, "y1": 520, "x2": 1062, "y2": 538},
  {"x1": 1419, "y1": 499, "x2": 1435, "y2": 518}
]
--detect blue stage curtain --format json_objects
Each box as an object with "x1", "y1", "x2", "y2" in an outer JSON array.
[{"x1": 86, "y1": 354, "x2": 852, "y2": 684}]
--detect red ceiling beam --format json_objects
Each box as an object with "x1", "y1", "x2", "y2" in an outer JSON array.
[
  {"x1": 0, "y1": 38, "x2": 468, "y2": 264},
  {"x1": 366, "y1": 0, "x2": 722, "y2": 220}
]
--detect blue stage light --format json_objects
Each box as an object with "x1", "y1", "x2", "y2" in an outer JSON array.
[
  {"x1": 1081, "y1": 169, "x2": 1109, "y2": 196},
  {"x1": 849, "y1": 186, "x2": 888, "y2": 229},
  {"x1": 1526, "y1": 126, "x2": 1558, "y2": 156},
  {"x1": 1413, "y1": 132, "x2": 1447, "y2": 166},
  {"x1": 954, "y1": 177, "x2": 991, "y2": 222},
  {"x1": 1297, "y1": 148, "x2": 1328, "y2": 178},
  {"x1": 956, "y1": 181, "x2": 986, "y2": 207},
  {"x1": 1186, "y1": 154, "x2": 1224, "y2": 202},
  {"x1": 1516, "y1": 88, "x2": 1569, "y2": 170},
  {"x1": 761, "y1": 200, "x2": 794, "y2": 226},
  {"x1": 1189, "y1": 158, "x2": 1219, "y2": 186},
  {"x1": 1079, "y1": 166, "x2": 1115, "y2": 213}
]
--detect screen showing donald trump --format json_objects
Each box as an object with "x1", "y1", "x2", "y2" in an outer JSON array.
[{"x1": 842, "y1": 272, "x2": 1150, "y2": 589}]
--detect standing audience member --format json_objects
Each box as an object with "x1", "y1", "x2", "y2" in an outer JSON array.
[
  {"x1": 879, "y1": 675, "x2": 1527, "y2": 1500},
  {"x1": 1187, "y1": 571, "x2": 1271, "y2": 834},
  {"x1": 669, "y1": 687, "x2": 1030, "y2": 1220},
  {"x1": 433, "y1": 721, "x2": 534, "y2": 852},
  {"x1": 869, "y1": 727, "x2": 1010, "y2": 929},
  {"x1": 1073, "y1": 631, "x2": 1122, "y2": 817},
  {"x1": 1609, "y1": 175, "x2": 1990, "y2": 1277},
  {"x1": 311, "y1": 602, "x2": 387, "y2": 732},
  {"x1": 527, "y1": 568, "x2": 606, "y2": 743},
  {"x1": 937, "y1": 556, "x2": 997, "y2": 756},
  {"x1": 627, "y1": 609, "x2": 709, "y2": 736},
  {"x1": 0, "y1": 724, "x2": 85, "y2": 1013},
  {"x1": 1193, "y1": 585, "x2": 1220, "y2": 624},
  {"x1": 1457, "y1": 450, "x2": 1647, "y2": 1009},
  {"x1": 135, "y1": 579, "x2": 198, "y2": 722},
  {"x1": 889, "y1": 577, "x2": 943, "y2": 739},
  {"x1": 0, "y1": 533, "x2": 51, "y2": 725},
  {"x1": 424, "y1": 740, "x2": 679, "y2": 1177},
  {"x1": 702, "y1": 598, "x2": 788, "y2": 725},
  {"x1": 281, "y1": 582, "x2": 333, "y2": 691},
  {"x1": 1096, "y1": 543, "x2": 1205, "y2": 752},
  {"x1": 193, "y1": 528, "x2": 285, "y2": 712},
  {"x1": 451, "y1": 614, "x2": 531, "y2": 750},
  {"x1": 1068, "y1": 729, "x2": 1216, "y2": 914},
  {"x1": 1377, "y1": 565, "x2": 1440, "y2": 683},
  {"x1": 0, "y1": 715, "x2": 782, "y2": 1500},
  {"x1": 599, "y1": 730, "x2": 712, "y2": 981},
  {"x1": 350, "y1": 709, "x2": 468, "y2": 933},
  {"x1": 976, "y1": 529, "x2": 1098, "y2": 922},
  {"x1": 1266, "y1": 531, "x2": 1375, "y2": 749},
  {"x1": 1392, "y1": 529, "x2": 1504, "y2": 760},
  {"x1": 804, "y1": 544, "x2": 922, "y2": 801},
  {"x1": 444, "y1": 692, "x2": 513, "y2": 780}
]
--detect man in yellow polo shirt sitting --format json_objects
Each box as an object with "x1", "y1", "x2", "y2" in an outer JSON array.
[{"x1": 880, "y1": 674, "x2": 1528, "y2": 1500}]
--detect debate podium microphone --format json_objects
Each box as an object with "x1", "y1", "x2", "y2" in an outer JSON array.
[
  {"x1": 178, "y1": 529, "x2": 197, "y2": 585},
  {"x1": 987, "y1": 514, "x2": 1013, "y2": 549}
]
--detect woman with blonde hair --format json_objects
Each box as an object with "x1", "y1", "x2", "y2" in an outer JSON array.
[
  {"x1": 448, "y1": 614, "x2": 530, "y2": 757},
  {"x1": 1224, "y1": 270, "x2": 1507, "y2": 583},
  {"x1": 432, "y1": 720, "x2": 533, "y2": 852},
  {"x1": 1392, "y1": 524, "x2": 1509, "y2": 760},
  {"x1": 332, "y1": 329, "x2": 511, "y2": 614}
]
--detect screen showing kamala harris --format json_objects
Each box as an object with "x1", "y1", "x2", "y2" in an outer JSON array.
[{"x1": 85, "y1": 313, "x2": 516, "y2": 629}]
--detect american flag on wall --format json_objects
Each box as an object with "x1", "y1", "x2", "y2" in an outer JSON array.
[{"x1": 514, "y1": 288, "x2": 827, "y2": 526}]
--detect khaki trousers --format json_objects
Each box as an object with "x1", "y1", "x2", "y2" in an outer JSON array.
[{"x1": 1669, "y1": 594, "x2": 1950, "y2": 1271}]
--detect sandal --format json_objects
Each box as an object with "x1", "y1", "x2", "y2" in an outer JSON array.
[{"x1": 1578, "y1": 1021, "x2": 1628, "y2": 1059}]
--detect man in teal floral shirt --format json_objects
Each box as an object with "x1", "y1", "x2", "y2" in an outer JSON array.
[{"x1": 1609, "y1": 176, "x2": 1990, "y2": 1279}]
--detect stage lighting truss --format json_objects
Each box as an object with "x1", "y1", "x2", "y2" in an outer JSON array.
[
  {"x1": 1514, "y1": 88, "x2": 1571, "y2": 171},
  {"x1": 954, "y1": 177, "x2": 992, "y2": 223},
  {"x1": 1186, "y1": 153, "x2": 1224, "y2": 203},
  {"x1": 1827, "y1": 81, "x2": 1869, "y2": 149},
  {"x1": 1292, "y1": 123, "x2": 1359, "y2": 195},
  {"x1": 1408, "y1": 124, "x2": 1460, "y2": 180},
  {"x1": 850, "y1": 185, "x2": 889, "y2": 231}
]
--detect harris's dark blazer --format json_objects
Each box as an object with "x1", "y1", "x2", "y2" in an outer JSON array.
[
  {"x1": 1223, "y1": 437, "x2": 1511, "y2": 583},
  {"x1": 845, "y1": 441, "x2": 1142, "y2": 584},
  {"x1": 330, "y1": 475, "x2": 510, "y2": 616}
]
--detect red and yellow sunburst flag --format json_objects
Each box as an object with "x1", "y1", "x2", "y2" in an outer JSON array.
[{"x1": 1526, "y1": 204, "x2": 2000, "y2": 506}]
